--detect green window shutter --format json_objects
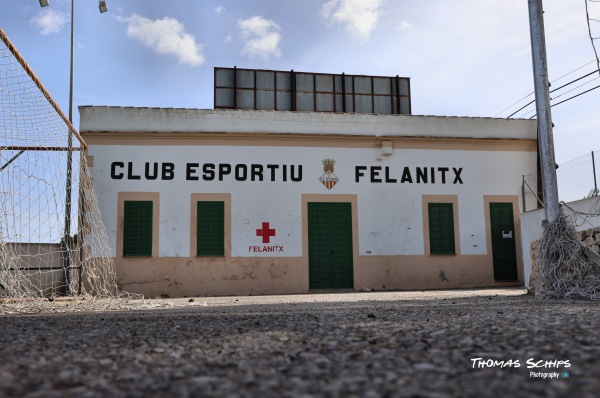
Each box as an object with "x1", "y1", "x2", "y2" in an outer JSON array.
[
  {"x1": 197, "y1": 201, "x2": 225, "y2": 256},
  {"x1": 123, "y1": 201, "x2": 153, "y2": 256},
  {"x1": 428, "y1": 203, "x2": 455, "y2": 254}
]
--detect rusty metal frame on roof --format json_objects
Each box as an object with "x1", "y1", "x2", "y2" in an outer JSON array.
[{"x1": 214, "y1": 67, "x2": 411, "y2": 115}]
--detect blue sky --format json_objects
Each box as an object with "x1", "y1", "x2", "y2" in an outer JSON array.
[{"x1": 1, "y1": 0, "x2": 599, "y2": 163}]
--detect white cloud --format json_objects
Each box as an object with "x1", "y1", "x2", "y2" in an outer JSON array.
[
  {"x1": 117, "y1": 13, "x2": 206, "y2": 67},
  {"x1": 224, "y1": 34, "x2": 233, "y2": 44},
  {"x1": 238, "y1": 16, "x2": 282, "y2": 59},
  {"x1": 322, "y1": 0, "x2": 382, "y2": 41},
  {"x1": 214, "y1": 6, "x2": 226, "y2": 15},
  {"x1": 30, "y1": 9, "x2": 68, "y2": 35},
  {"x1": 397, "y1": 21, "x2": 413, "y2": 30}
]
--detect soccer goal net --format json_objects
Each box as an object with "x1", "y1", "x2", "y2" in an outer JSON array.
[{"x1": 0, "y1": 27, "x2": 120, "y2": 312}]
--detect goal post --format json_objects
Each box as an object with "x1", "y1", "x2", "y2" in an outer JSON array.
[{"x1": 0, "y1": 27, "x2": 119, "y2": 308}]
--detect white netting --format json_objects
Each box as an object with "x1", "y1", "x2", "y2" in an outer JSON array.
[
  {"x1": 0, "y1": 27, "x2": 136, "y2": 313},
  {"x1": 531, "y1": 211, "x2": 600, "y2": 300}
]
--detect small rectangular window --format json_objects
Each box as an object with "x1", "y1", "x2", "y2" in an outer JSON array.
[
  {"x1": 123, "y1": 201, "x2": 153, "y2": 256},
  {"x1": 428, "y1": 203, "x2": 455, "y2": 254},
  {"x1": 197, "y1": 201, "x2": 225, "y2": 256}
]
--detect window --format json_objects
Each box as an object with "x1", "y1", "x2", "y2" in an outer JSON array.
[
  {"x1": 197, "y1": 201, "x2": 225, "y2": 256},
  {"x1": 123, "y1": 201, "x2": 153, "y2": 256},
  {"x1": 428, "y1": 203, "x2": 455, "y2": 254}
]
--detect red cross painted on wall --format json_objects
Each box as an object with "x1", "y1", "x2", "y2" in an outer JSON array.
[{"x1": 256, "y1": 222, "x2": 276, "y2": 243}]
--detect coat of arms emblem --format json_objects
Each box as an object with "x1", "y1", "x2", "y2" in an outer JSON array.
[{"x1": 320, "y1": 158, "x2": 339, "y2": 190}]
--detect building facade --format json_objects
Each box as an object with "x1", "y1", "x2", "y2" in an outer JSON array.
[{"x1": 80, "y1": 106, "x2": 537, "y2": 297}]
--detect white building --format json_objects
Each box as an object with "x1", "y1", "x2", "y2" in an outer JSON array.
[{"x1": 80, "y1": 105, "x2": 537, "y2": 298}]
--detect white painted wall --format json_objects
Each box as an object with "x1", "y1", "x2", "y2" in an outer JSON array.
[
  {"x1": 79, "y1": 107, "x2": 537, "y2": 140},
  {"x1": 89, "y1": 144, "x2": 535, "y2": 258},
  {"x1": 520, "y1": 196, "x2": 600, "y2": 286}
]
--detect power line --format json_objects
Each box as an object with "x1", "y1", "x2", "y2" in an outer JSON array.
[
  {"x1": 551, "y1": 59, "x2": 597, "y2": 82},
  {"x1": 498, "y1": 1, "x2": 600, "y2": 118},
  {"x1": 507, "y1": 68, "x2": 600, "y2": 118},
  {"x1": 528, "y1": 83, "x2": 600, "y2": 119},
  {"x1": 585, "y1": 0, "x2": 600, "y2": 76},
  {"x1": 492, "y1": 91, "x2": 535, "y2": 118},
  {"x1": 551, "y1": 75, "x2": 600, "y2": 100},
  {"x1": 551, "y1": 83, "x2": 600, "y2": 107},
  {"x1": 506, "y1": 99, "x2": 535, "y2": 119},
  {"x1": 550, "y1": 68, "x2": 600, "y2": 93},
  {"x1": 493, "y1": 59, "x2": 597, "y2": 117}
]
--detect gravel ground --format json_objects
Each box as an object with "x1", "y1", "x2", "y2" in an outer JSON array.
[{"x1": 0, "y1": 288, "x2": 598, "y2": 398}]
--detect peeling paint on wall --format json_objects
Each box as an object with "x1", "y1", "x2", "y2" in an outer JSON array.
[{"x1": 269, "y1": 264, "x2": 289, "y2": 278}]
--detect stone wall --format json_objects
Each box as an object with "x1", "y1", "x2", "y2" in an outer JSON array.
[{"x1": 579, "y1": 228, "x2": 600, "y2": 253}]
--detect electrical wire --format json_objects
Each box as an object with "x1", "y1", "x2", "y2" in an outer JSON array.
[
  {"x1": 585, "y1": 0, "x2": 600, "y2": 76},
  {"x1": 492, "y1": 92, "x2": 535, "y2": 118},
  {"x1": 493, "y1": 59, "x2": 597, "y2": 117},
  {"x1": 550, "y1": 83, "x2": 600, "y2": 108},
  {"x1": 509, "y1": 68, "x2": 599, "y2": 118},
  {"x1": 496, "y1": 0, "x2": 600, "y2": 120},
  {"x1": 549, "y1": 68, "x2": 600, "y2": 93},
  {"x1": 528, "y1": 83, "x2": 600, "y2": 119},
  {"x1": 551, "y1": 75, "x2": 600, "y2": 100}
]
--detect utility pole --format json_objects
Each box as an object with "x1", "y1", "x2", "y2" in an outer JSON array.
[{"x1": 528, "y1": 0, "x2": 560, "y2": 223}]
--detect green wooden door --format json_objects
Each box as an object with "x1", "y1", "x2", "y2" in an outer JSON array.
[
  {"x1": 123, "y1": 201, "x2": 153, "y2": 256},
  {"x1": 308, "y1": 203, "x2": 354, "y2": 289},
  {"x1": 428, "y1": 203, "x2": 455, "y2": 254},
  {"x1": 197, "y1": 201, "x2": 225, "y2": 256},
  {"x1": 490, "y1": 203, "x2": 518, "y2": 281}
]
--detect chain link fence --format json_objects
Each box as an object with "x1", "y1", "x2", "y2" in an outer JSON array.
[{"x1": 522, "y1": 151, "x2": 600, "y2": 212}]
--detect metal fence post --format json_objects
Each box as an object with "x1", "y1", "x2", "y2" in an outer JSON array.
[
  {"x1": 593, "y1": 151, "x2": 598, "y2": 196},
  {"x1": 522, "y1": 175, "x2": 527, "y2": 212}
]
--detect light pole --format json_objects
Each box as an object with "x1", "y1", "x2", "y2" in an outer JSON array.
[
  {"x1": 39, "y1": 0, "x2": 108, "y2": 295},
  {"x1": 39, "y1": 1, "x2": 108, "y2": 122}
]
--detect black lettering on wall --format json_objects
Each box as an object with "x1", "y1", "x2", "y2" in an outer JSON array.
[
  {"x1": 145, "y1": 163, "x2": 158, "y2": 180},
  {"x1": 290, "y1": 165, "x2": 302, "y2": 182},
  {"x1": 355, "y1": 166, "x2": 367, "y2": 182},
  {"x1": 453, "y1": 167, "x2": 463, "y2": 184},
  {"x1": 370, "y1": 166, "x2": 382, "y2": 183},
  {"x1": 385, "y1": 167, "x2": 397, "y2": 183},
  {"x1": 251, "y1": 164, "x2": 263, "y2": 181},
  {"x1": 438, "y1": 167, "x2": 449, "y2": 184},
  {"x1": 401, "y1": 167, "x2": 413, "y2": 183},
  {"x1": 162, "y1": 163, "x2": 175, "y2": 180},
  {"x1": 110, "y1": 161, "x2": 463, "y2": 185},
  {"x1": 203, "y1": 164, "x2": 215, "y2": 181},
  {"x1": 266, "y1": 164, "x2": 279, "y2": 181},
  {"x1": 186, "y1": 163, "x2": 199, "y2": 181},
  {"x1": 218, "y1": 164, "x2": 231, "y2": 181},
  {"x1": 127, "y1": 162, "x2": 141, "y2": 180},
  {"x1": 235, "y1": 164, "x2": 247, "y2": 181},
  {"x1": 110, "y1": 162, "x2": 124, "y2": 179},
  {"x1": 416, "y1": 167, "x2": 428, "y2": 183}
]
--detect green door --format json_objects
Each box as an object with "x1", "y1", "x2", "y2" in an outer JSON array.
[
  {"x1": 308, "y1": 203, "x2": 354, "y2": 289},
  {"x1": 490, "y1": 203, "x2": 518, "y2": 281}
]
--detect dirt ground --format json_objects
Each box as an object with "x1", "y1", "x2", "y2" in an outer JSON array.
[{"x1": 0, "y1": 288, "x2": 598, "y2": 397}]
